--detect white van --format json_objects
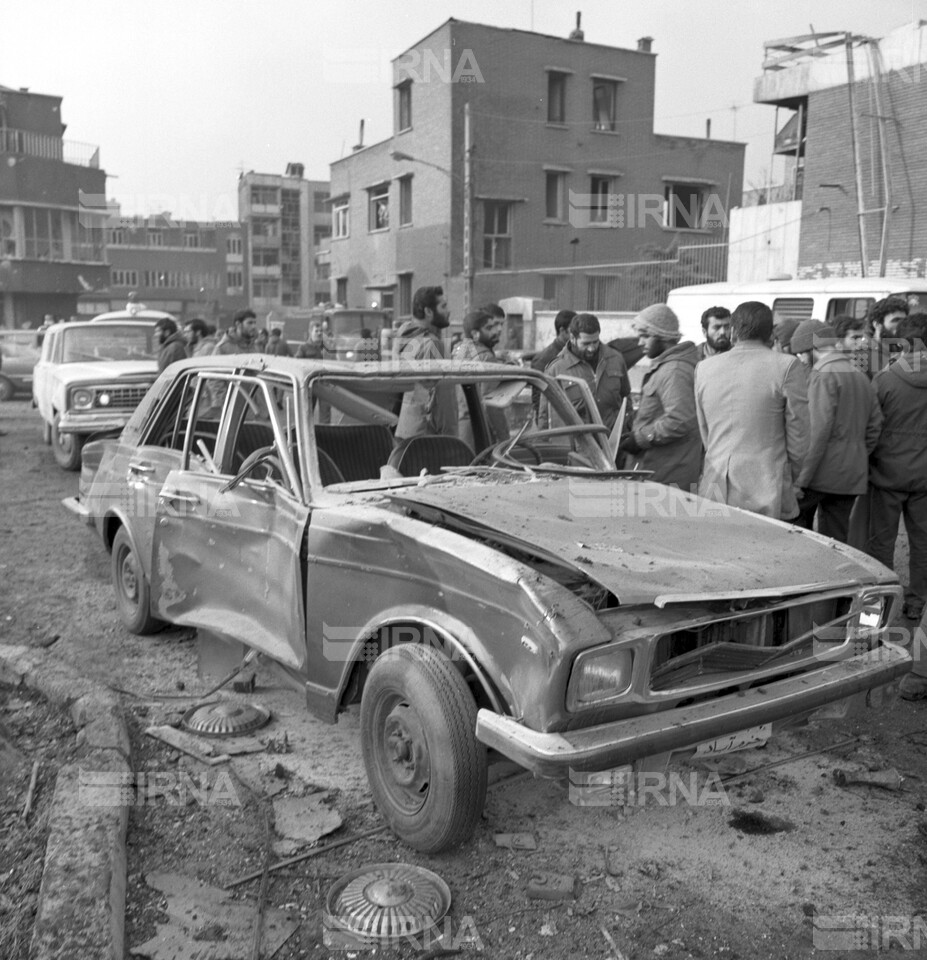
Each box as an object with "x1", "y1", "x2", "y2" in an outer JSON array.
[{"x1": 666, "y1": 278, "x2": 927, "y2": 347}]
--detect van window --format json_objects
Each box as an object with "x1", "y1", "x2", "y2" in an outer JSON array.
[
  {"x1": 827, "y1": 298, "x2": 873, "y2": 321},
  {"x1": 772, "y1": 298, "x2": 814, "y2": 324}
]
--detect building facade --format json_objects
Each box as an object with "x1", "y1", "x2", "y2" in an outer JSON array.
[
  {"x1": 238, "y1": 165, "x2": 332, "y2": 323},
  {"x1": 329, "y1": 18, "x2": 744, "y2": 327},
  {"x1": 0, "y1": 85, "x2": 109, "y2": 328},
  {"x1": 80, "y1": 212, "x2": 249, "y2": 324},
  {"x1": 754, "y1": 21, "x2": 927, "y2": 279}
]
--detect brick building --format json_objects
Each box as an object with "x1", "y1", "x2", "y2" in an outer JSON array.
[
  {"x1": 0, "y1": 85, "x2": 109, "y2": 327},
  {"x1": 329, "y1": 18, "x2": 744, "y2": 326},
  {"x1": 80, "y1": 212, "x2": 249, "y2": 324},
  {"x1": 754, "y1": 21, "x2": 927, "y2": 278}
]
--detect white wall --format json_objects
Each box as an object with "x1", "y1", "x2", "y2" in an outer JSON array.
[{"x1": 727, "y1": 201, "x2": 802, "y2": 283}]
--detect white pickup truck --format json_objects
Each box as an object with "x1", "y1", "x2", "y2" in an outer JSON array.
[{"x1": 32, "y1": 316, "x2": 164, "y2": 469}]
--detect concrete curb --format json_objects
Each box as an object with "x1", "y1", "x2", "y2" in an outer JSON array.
[{"x1": 0, "y1": 645, "x2": 130, "y2": 960}]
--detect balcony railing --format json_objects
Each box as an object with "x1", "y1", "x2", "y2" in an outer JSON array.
[{"x1": 0, "y1": 127, "x2": 100, "y2": 168}]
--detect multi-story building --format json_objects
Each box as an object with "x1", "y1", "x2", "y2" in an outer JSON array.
[
  {"x1": 328, "y1": 18, "x2": 744, "y2": 326},
  {"x1": 0, "y1": 85, "x2": 109, "y2": 327},
  {"x1": 83, "y1": 212, "x2": 249, "y2": 324},
  {"x1": 753, "y1": 21, "x2": 927, "y2": 279},
  {"x1": 238, "y1": 165, "x2": 332, "y2": 319}
]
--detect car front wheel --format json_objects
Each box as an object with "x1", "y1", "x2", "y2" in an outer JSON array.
[
  {"x1": 51, "y1": 414, "x2": 84, "y2": 470},
  {"x1": 361, "y1": 643, "x2": 487, "y2": 853},
  {"x1": 111, "y1": 527, "x2": 161, "y2": 635},
  {"x1": 0, "y1": 376, "x2": 13, "y2": 402}
]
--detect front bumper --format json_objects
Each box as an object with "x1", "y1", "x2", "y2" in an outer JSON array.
[
  {"x1": 475, "y1": 644, "x2": 911, "y2": 777},
  {"x1": 57, "y1": 411, "x2": 130, "y2": 434},
  {"x1": 62, "y1": 496, "x2": 94, "y2": 526}
]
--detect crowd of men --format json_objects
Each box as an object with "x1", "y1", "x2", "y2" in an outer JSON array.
[{"x1": 157, "y1": 290, "x2": 927, "y2": 700}]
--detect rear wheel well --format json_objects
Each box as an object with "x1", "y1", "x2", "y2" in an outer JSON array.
[
  {"x1": 339, "y1": 621, "x2": 499, "y2": 715},
  {"x1": 102, "y1": 515, "x2": 122, "y2": 552}
]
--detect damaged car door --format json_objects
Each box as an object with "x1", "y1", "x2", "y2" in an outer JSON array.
[{"x1": 150, "y1": 372, "x2": 310, "y2": 669}]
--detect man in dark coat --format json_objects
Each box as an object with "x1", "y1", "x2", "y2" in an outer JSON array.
[
  {"x1": 867, "y1": 313, "x2": 927, "y2": 622},
  {"x1": 618, "y1": 303, "x2": 701, "y2": 490},
  {"x1": 155, "y1": 318, "x2": 187, "y2": 372}
]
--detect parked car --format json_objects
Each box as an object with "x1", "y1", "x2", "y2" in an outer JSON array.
[
  {"x1": 65, "y1": 356, "x2": 910, "y2": 852},
  {"x1": 0, "y1": 330, "x2": 42, "y2": 400},
  {"x1": 33, "y1": 318, "x2": 159, "y2": 469}
]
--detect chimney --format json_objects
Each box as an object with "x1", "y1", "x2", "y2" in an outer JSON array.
[
  {"x1": 568, "y1": 11, "x2": 584, "y2": 41},
  {"x1": 352, "y1": 119, "x2": 365, "y2": 152},
  {"x1": 637, "y1": 36, "x2": 653, "y2": 53},
  {"x1": 706, "y1": 118, "x2": 711, "y2": 139}
]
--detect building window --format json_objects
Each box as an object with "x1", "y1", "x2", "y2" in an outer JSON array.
[
  {"x1": 586, "y1": 275, "x2": 619, "y2": 312},
  {"x1": 398, "y1": 273, "x2": 413, "y2": 316},
  {"x1": 226, "y1": 268, "x2": 243, "y2": 290},
  {"x1": 111, "y1": 269, "x2": 138, "y2": 287},
  {"x1": 399, "y1": 176, "x2": 413, "y2": 226},
  {"x1": 23, "y1": 208, "x2": 64, "y2": 260},
  {"x1": 252, "y1": 247, "x2": 279, "y2": 267},
  {"x1": 226, "y1": 236, "x2": 242, "y2": 255},
  {"x1": 250, "y1": 185, "x2": 278, "y2": 206},
  {"x1": 314, "y1": 291, "x2": 329, "y2": 306},
  {"x1": 313, "y1": 225, "x2": 332, "y2": 247},
  {"x1": 313, "y1": 191, "x2": 330, "y2": 213},
  {"x1": 108, "y1": 228, "x2": 126, "y2": 246},
  {"x1": 589, "y1": 176, "x2": 615, "y2": 224},
  {"x1": 368, "y1": 184, "x2": 389, "y2": 232},
  {"x1": 592, "y1": 78, "x2": 618, "y2": 132},
  {"x1": 335, "y1": 277, "x2": 348, "y2": 305},
  {"x1": 252, "y1": 218, "x2": 278, "y2": 241},
  {"x1": 542, "y1": 275, "x2": 566, "y2": 302},
  {"x1": 0, "y1": 208, "x2": 15, "y2": 257},
  {"x1": 545, "y1": 172, "x2": 566, "y2": 221},
  {"x1": 253, "y1": 278, "x2": 279, "y2": 299},
  {"x1": 333, "y1": 199, "x2": 349, "y2": 238},
  {"x1": 482, "y1": 201, "x2": 512, "y2": 269},
  {"x1": 547, "y1": 72, "x2": 567, "y2": 123},
  {"x1": 183, "y1": 232, "x2": 200, "y2": 248},
  {"x1": 316, "y1": 260, "x2": 331, "y2": 281},
  {"x1": 397, "y1": 80, "x2": 412, "y2": 131},
  {"x1": 663, "y1": 182, "x2": 708, "y2": 229},
  {"x1": 148, "y1": 231, "x2": 164, "y2": 247}
]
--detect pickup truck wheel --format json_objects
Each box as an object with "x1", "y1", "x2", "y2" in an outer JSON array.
[
  {"x1": 361, "y1": 644, "x2": 487, "y2": 853},
  {"x1": 51, "y1": 414, "x2": 84, "y2": 470},
  {"x1": 0, "y1": 376, "x2": 13, "y2": 402},
  {"x1": 112, "y1": 527, "x2": 161, "y2": 635}
]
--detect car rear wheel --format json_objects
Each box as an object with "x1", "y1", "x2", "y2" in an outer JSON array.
[
  {"x1": 361, "y1": 643, "x2": 487, "y2": 853},
  {"x1": 0, "y1": 376, "x2": 13, "y2": 402},
  {"x1": 111, "y1": 527, "x2": 161, "y2": 635},
  {"x1": 51, "y1": 414, "x2": 84, "y2": 470}
]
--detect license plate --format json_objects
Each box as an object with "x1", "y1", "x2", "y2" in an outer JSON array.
[{"x1": 694, "y1": 723, "x2": 772, "y2": 756}]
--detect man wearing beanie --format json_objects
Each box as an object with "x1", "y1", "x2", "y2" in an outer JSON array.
[
  {"x1": 789, "y1": 318, "x2": 827, "y2": 366},
  {"x1": 618, "y1": 304, "x2": 701, "y2": 489},
  {"x1": 795, "y1": 317, "x2": 882, "y2": 542},
  {"x1": 695, "y1": 301, "x2": 809, "y2": 520}
]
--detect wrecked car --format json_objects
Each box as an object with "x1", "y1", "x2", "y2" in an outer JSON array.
[{"x1": 64, "y1": 355, "x2": 911, "y2": 852}]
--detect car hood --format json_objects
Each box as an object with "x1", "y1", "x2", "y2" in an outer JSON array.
[
  {"x1": 54, "y1": 360, "x2": 158, "y2": 382},
  {"x1": 390, "y1": 479, "x2": 894, "y2": 606}
]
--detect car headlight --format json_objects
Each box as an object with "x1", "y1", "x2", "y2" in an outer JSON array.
[
  {"x1": 847, "y1": 595, "x2": 889, "y2": 639},
  {"x1": 70, "y1": 388, "x2": 95, "y2": 410},
  {"x1": 344, "y1": 350, "x2": 355, "y2": 360},
  {"x1": 567, "y1": 646, "x2": 633, "y2": 710},
  {"x1": 98, "y1": 391, "x2": 112, "y2": 406}
]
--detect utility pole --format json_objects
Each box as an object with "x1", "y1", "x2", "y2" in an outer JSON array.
[
  {"x1": 463, "y1": 102, "x2": 474, "y2": 313},
  {"x1": 845, "y1": 33, "x2": 869, "y2": 277}
]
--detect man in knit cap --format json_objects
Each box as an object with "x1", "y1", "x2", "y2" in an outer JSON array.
[
  {"x1": 789, "y1": 318, "x2": 827, "y2": 367},
  {"x1": 773, "y1": 316, "x2": 802, "y2": 354},
  {"x1": 540, "y1": 312, "x2": 630, "y2": 431},
  {"x1": 794, "y1": 318, "x2": 882, "y2": 542},
  {"x1": 618, "y1": 304, "x2": 701, "y2": 489},
  {"x1": 695, "y1": 301, "x2": 809, "y2": 520}
]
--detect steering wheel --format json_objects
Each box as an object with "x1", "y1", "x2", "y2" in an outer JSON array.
[
  {"x1": 223, "y1": 445, "x2": 286, "y2": 491},
  {"x1": 484, "y1": 424, "x2": 611, "y2": 474}
]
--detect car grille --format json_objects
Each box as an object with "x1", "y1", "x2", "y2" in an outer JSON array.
[
  {"x1": 649, "y1": 595, "x2": 854, "y2": 692},
  {"x1": 92, "y1": 385, "x2": 150, "y2": 409}
]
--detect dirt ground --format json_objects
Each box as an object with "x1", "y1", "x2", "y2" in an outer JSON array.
[{"x1": 2, "y1": 397, "x2": 927, "y2": 960}]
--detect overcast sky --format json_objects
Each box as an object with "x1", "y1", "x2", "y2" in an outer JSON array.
[{"x1": 2, "y1": 0, "x2": 920, "y2": 218}]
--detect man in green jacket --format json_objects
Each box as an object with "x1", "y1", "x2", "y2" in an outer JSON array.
[{"x1": 619, "y1": 303, "x2": 701, "y2": 490}]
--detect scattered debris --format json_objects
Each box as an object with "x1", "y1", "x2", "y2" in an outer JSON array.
[
  {"x1": 181, "y1": 700, "x2": 270, "y2": 738},
  {"x1": 539, "y1": 915, "x2": 557, "y2": 936},
  {"x1": 720, "y1": 736, "x2": 860, "y2": 787},
  {"x1": 21, "y1": 759, "x2": 39, "y2": 820},
  {"x1": 129, "y1": 872, "x2": 298, "y2": 960},
  {"x1": 604, "y1": 843, "x2": 622, "y2": 877},
  {"x1": 527, "y1": 872, "x2": 580, "y2": 900},
  {"x1": 833, "y1": 767, "x2": 905, "y2": 791},
  {"x1": 728, "y1": 809, "x2": 796, "y2": 835},
  {"x1": 600, "y1": 923, "x2": 628, "y2": 960},
  {"x1": 145, "y1": 725, "x2": 230, "y2": 766},
  {"x1": 493, "y1": 832, "x2": 537, "y2": 850},
  {"x1": 272, "y1": 792, "x2": 342, "y2": 855},
  {"x1": 614, "y1": 898, "x2": 642, "y2": 918}
]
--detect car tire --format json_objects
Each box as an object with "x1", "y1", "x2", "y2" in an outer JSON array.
[
  {"x1": 111, "y1": 526, "x2": 161, "y2": 635},
  {"x1": 361, "y1": 643, "x2": 488, "y2": 853},
  {"x1": 51, "y1": 413, "x2": 84, "y2": 470},
  {"x1": 0, "y1": 376, "x2": 13, "y2": 402}
]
